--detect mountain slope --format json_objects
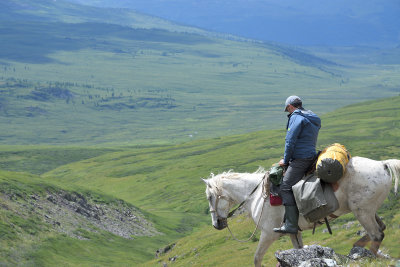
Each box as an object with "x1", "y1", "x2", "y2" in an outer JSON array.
[
  {"x1": 40, "y1": 95, "x2": 400, "y2": 215},
  {"x1": 0, "y1": 0, "x2": 205, "y2": 34},
  {"x1": 0, "y1": 170, "x2": 167, "y2": 266},
  {"x1": 67, "y1": 0, "x2": 400, "y2": 46},
  {"x1": 144, "y1": 198, "x2": 400, "y2": 266}
]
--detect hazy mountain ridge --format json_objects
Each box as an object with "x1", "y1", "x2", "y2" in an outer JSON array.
[
  {"x1": 66, "y1": 0, "x2": 400, "y2": 46},
  {"x1": 0, "y1": 0, "x2": 210, "y2": 35}
]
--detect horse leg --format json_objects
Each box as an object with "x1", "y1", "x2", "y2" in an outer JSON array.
[
  {"x1": 375, "y1": 214, "x2": 386, "y2": 231},
  {"x1": 254, "y1": 230, "x2": 280, "y2": 267},
  {"x1": 353, "y1": 214, "x2": 386, "y2": 248},
  {"x1": 353, "y1": 211, "x2": 384, "y2": 255},
  {"x1": 353, "y1": 234, "x2": 370, "y2": 248},
  {"x1": 289, "y1": 232, "x2": 303, "y2": 249},
  {"x1": 296, "y1": 232, "x2": 304, "y2": 248}
]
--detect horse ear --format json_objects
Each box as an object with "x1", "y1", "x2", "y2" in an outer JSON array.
[{"x1": 201, "y1": 178, "x2": 210, "y2": 187}]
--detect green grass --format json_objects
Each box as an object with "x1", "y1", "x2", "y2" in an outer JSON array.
[
  {"x1": 0, "y1": 146, "x2": 119, "y2": 175},
  {"x1": 0, "y1": 96, "x2": 399, "y2": 265},
  {"x1": 0, "y1": 170, "x2": 178, "y2": 266},
  {"x1": 40, "y1": 96, "x2": 400, "y2": 215},
  {"x1": 1, "y1": 16, "x2": 399, "y2": 145},
  {"x1": 0, "y1": 1, "x2": 400, "y2": 263},
  {"x1": 145, "y1": 195, "x2": 400, "y2": 267}
]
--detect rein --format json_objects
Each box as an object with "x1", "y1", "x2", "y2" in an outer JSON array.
[
  {"x1": 227, "y1": 175, "x2": 266, "y2": 218},
  {"x1": 221, "y1": 173, "x2": 269, "y2": 243}
]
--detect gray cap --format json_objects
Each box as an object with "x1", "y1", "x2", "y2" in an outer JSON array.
[{"x1": 284, "y1": 95, "x2": 302, "y2": 111}]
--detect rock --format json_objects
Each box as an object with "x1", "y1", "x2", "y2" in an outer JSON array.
[
  {"x1": 155, "y1": 243, "x2": 176, "y2": 258},
  {"x1": 377, "y1": 249, "x2": 391, "y2": 259},
  {"x1": 298, "y1": 258, "x2": 337, "y2": 267},
  {"x1": 356, "y1": 230, "x2": 366, "y2": 236},
  {"x1": 342, "y1": 221, "x2": 357, "y2": 230},
  {"x1": 169, "y1": 256, "x2": 177, "y2": 262},
  {"x1": 63, "y1": 192, "x2": 77, "y2": 202},
  {"x1": 47, "y1": 195, "x2": 56, "y2": 203},
  {"x1": 30, "y1": 194, "x2": 40, "y2": 200},
  {"x1": 348, "y1": 246, "x2": 375, "y2": 260},
  {"x1": 4, "y1": 189, "x2": 161, "y2": 241},
  {"x1": 0, "y1": 203, "x2": 9, "y2": 210},
  {"x1": 275, "y1": 245, "x2": 340, "y2": 267},
  {"x1": 275, "y1": 245, "x2": 384, "y2": 267}
]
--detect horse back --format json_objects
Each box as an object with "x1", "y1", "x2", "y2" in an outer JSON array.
[{"x1": 336, "y1": 156, "x2": 392, "y2": 213}]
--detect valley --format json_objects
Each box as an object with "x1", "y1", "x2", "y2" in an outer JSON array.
[{"x1": 0, "y1": 0, "x2": 399, "y2": 266}]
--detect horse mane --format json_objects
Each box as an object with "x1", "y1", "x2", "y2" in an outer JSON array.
[{"x1": 207, "y1": 167, "x2": 267, "y2": 191}]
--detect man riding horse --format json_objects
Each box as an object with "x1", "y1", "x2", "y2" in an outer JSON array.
[{"x1": 273, "y1": 96, "x2": 321, "y2": 234}]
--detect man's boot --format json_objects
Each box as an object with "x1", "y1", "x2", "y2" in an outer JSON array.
[{"x1": 273, "y1": 205, "x2": 299, "y2": 234}]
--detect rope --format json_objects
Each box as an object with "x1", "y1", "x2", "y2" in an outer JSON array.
[
  {"x1": 226, "y1": 178, "x2": 268, "y2": 243},
  {"x1": 227, "y1": 173, "x2": 267, "y2": 218}
]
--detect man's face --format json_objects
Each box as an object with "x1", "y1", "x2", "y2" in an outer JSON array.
[{"x1": 285, "y1": 104, "x2": 296, "y2": 114}]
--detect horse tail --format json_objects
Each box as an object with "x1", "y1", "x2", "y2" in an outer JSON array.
[{"x1": 383, "y1": 159, "x2": 400, "y2": 195}]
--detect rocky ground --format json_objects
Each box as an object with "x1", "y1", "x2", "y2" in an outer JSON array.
[
  {"x1": 2, "y1": 189, "x2": 161, "y2": 240},
  {"x1": 275, "y1": 244, "x2": 399, "y2": 267}
]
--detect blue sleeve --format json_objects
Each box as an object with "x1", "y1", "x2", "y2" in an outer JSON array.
[{"x1": 283, "y1": 115, "x2": 303, "y2": 164}]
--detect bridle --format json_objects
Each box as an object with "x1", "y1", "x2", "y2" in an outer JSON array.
[
  {"x1": 209, "y1": 193, "x2": 231, "y2": 229},
  {"x1": 209, "y1": 174, "x2": 268, "y2": 242}
]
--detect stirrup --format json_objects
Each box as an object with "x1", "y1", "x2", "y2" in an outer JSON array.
[{"x1": 273, "y1": 225, "x2": 298, "y2": 234}]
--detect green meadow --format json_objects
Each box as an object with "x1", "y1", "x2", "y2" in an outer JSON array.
[
  {"x1": 1, "y1": 0, "x2": 400, "y2": 265},
  {"x1": 1, "y1": 19, "x2": 399, "y2": 145},
  {"x1": 0, "y1": 96, "x2": 399, "y2": 266}
]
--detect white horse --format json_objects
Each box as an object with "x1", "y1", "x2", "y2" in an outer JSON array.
[{"x1": 202, "y1": 157, "x2": 400, "y2": 267}]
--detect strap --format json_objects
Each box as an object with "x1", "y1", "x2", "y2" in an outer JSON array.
[
  {"x1": 227, "y1": 176, "x2": 265, "y2": 218},
  {"x1": 324, "y1": 217, "x2": 333, "y2": 235}
]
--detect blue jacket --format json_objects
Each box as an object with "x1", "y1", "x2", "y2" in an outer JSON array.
[{"x1": 283, "y1": 108, "x2": 321, "y2": 164}]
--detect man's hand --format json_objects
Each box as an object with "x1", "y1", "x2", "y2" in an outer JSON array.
[{"x1": 279, "y1": 159, "x2": 287, "y2": 167}]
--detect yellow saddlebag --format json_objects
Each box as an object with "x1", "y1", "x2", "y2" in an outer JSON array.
[{"x1": 316, "y1": 143, "x2": 351, "y2": 183}]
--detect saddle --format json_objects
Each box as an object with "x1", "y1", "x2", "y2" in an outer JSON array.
[{"x1": 267, "y1": 155, "x2": 340, "y2": 234}]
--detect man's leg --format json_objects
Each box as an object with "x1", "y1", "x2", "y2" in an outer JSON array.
[{"x1": 273, "y1": 158, "x2": 314, "y2": 234}]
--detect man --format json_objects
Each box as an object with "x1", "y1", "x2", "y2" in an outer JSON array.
[{"x1": 273, "y1": 95, "x2": 321, "y2": 234}]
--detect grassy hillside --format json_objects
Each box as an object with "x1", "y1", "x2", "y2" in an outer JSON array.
[
  {"x1": 0, "y1": 170, "x2": 173, "y2": 266},
  {"x1": 144, "y1": 201, "x2": 400, "y2": 267},
  {"x1": 141, "y1": 96, "x2": 400, "y2": 266},
  {"x1": 1, "y1": 0, "x2": 399, "y2": 145},
  {"x1": 0, "y1": 96, "x2": 397, "y2": 265},
  {"x1": 41, "y1": 95, "x2": 400, "y2": 213},
  {"x1": 0, "y1": 0, "x2": 399, "y2": 264}
]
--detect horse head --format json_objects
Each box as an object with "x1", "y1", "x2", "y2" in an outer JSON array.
[{"x1": 202, "y1": 177, "x2": 233, "y2": 230}]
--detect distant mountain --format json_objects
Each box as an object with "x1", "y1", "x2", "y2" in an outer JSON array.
[
  {"x1": 0, "y1": 0, "x2": 208, "y2": 35},
  {"x1": 66, "y1": 0, "x2": 400, "y2": 46}
]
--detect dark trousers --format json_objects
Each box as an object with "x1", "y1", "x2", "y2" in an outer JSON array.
[{"x1": 280, "y1": 157, "x2": 315, "y2": 206}]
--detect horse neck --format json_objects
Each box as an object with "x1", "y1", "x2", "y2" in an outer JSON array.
[{"x1": 222, "y1": 173, "x2": 263, "y2": 204}]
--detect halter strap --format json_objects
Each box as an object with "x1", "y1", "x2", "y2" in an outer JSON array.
[
  {"x1": 209, "y1": 195, "x2": 229, "y2": 214},
  {"x1": 227, "y1": 175, "x2": 266, "y2": 218}
]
